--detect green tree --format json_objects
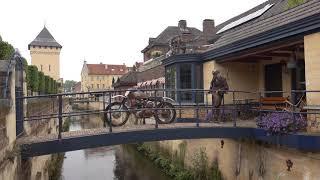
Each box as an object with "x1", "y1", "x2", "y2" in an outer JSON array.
[
  {"x1": 21, "y1": 57, "x2": 28, "y2": 70},
  {"x1": 287, "y1": 0, "x2": 305, "y2": 9},
  {"x1": 38, "y1": 72, "x2": 45, "y2": 94},
  {"x1": 0, "y1": 37, "x2": 15, "y2": 60},
  {"x1": 27, "y1": 65, "x2": 39, "y2": 92},
  {"x1": 63, "y1": 80, "x2": 77, "y2": 92},
  {"x1": 44, "y1": 75, "x2": 50, "y2": 94}
]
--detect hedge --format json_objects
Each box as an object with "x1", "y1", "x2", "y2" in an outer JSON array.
[
  {"x1": 27, "y1": 65, "x2": 39, "y2": 92},
  {"x1": 26, "y1": 69, "x2": 58, "y2": 94}
]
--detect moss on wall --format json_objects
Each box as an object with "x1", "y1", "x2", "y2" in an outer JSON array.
[{"x1": 287, "y1": 0, "x2": 305, "y2": 9}]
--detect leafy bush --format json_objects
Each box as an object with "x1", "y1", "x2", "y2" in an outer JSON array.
[
  {"x1": 38, "y1": 71, "x2": 45, "y2": 94},
  {"x1": 257, "y1": 112, "x2": 307, "y2": 135},
  {"x1": 191, "y1": 147, "x2": 209, "y2": 180},
  {"x1": 44, "y1": 75, "x2": 50, "y2": 94},
  {"x1": 0, "y1": 39, "x2": 14, "y2": 60},
  {"x1": 27, "y1": 65, "x2": 39, "y2": 92}
]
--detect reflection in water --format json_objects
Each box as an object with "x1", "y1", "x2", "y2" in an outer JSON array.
[{"x1": 60, "y1": 114, "x2": 170, "y2": 180}]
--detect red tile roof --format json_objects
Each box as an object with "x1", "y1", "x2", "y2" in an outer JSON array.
[{"x1": 86, "y1": 64, "x2": 128, "y2": 75}]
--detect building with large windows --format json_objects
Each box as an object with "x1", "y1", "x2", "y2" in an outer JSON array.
[
  {"x1": 163, "y1": 0, "x2": 320, "y2": 122},
  {"x1": 28, "y1": 26, "x2": 62, "y2": 81},
  {"x1": 81, "y1": 61, "x2": 127, "y2": 92}
]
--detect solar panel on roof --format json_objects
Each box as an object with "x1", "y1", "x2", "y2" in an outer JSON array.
[{"x1": 217, "y1": 3, "x2": 274, "y2": 34}]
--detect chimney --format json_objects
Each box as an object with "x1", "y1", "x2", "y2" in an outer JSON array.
[
  {"x1": 203, "y1": 19, "x2": 215, "y2": 36},
  {"x1": 178, "y1": 20, "x2": 187, "y2": 29}
]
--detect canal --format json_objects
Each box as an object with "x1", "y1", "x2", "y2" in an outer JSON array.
[{"x1": 59, "y1": 114, "x2": 170, "y2": 180}]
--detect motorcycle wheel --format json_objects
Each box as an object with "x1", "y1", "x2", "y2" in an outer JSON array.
[
  {"x1": 104, "y1": 102, "x2": 129, "y2": 127},
  {"x1": 154, "y1": 102, "x2": 176, "y2": 124}
]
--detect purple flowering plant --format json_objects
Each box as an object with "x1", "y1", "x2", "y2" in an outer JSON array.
[{"x1": 257, "y1": 112, "x2": 307, "y2": 135}]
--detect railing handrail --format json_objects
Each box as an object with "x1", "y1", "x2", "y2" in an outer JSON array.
[{"x1": 18, "y1": 88, "x2": 320, "y2": 99}]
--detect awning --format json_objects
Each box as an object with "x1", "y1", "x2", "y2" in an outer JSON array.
[
  {"x1": 158, "y1": 77, "x2": 165, "y2": 84},
  {"x1": 151, "y1": 79, "x2": 158, "y2": 85}
]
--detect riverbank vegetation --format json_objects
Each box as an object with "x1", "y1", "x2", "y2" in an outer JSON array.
[{"x1": 132, "y1": 142, "x2": 223, "y2": 180}]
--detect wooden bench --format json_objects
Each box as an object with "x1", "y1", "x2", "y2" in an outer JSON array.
[{"x1": 260, "y1": 97, "x2": 291, "y2": 111}]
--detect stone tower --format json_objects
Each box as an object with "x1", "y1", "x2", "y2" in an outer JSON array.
[{"x1": 28, "y1": 26, "x2": 62, "y2": 81}]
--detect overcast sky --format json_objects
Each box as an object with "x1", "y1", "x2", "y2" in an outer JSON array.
[{"x1": 1, "y1": 0, "x2": 266, "y2": 81}]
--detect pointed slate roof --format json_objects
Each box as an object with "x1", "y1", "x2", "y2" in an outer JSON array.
[{"x1": 28, "y1": 27, "x2": 62, "y2": 49}]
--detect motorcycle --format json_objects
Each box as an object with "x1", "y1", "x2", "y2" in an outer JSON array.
[{"x1": 104, "y1": 90, "x2": 176, "y2": 127}]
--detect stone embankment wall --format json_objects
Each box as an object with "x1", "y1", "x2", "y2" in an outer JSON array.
[
  {"x1": 23, "y1": 99, "x2": 70, "y2": 180},
  {"x1": 0, "y1": 61, "x2": 18, "y2": 180},
  {"x1": 0, "y1": 60, "x2": 71, "y2": 180},
  {"x1": 155, "y1": 139, "x2": 320, "y2": 180}
]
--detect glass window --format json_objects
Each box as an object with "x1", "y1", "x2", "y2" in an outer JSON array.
[
  {"x1": 165, "y1": 66, "x2": 176, "y2": 100},
  {"x1": 91, "y1": 84, "x2": 94, "y2": 88},
  {"x1": 195, "y1": 64, "x2": 203, "y2": 103},
  {"x1": 49, "y1": 65, "x2": 51, "y2": 71},
  {"x1": 180, "y1": 64, "x2": 192, "y2": 102},
  {"x1": 97, "y1": 84, "x2": 100, "y2": 89}
]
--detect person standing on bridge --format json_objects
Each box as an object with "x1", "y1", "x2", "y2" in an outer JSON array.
[{"x1": 208, "y1": 70, "x2": 229, "y2": 123}]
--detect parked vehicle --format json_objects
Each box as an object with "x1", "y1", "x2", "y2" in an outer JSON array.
[{"x1": 104, "y1": 90, "x2": 176, "y2": 126}]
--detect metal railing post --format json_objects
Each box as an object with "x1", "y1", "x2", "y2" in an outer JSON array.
[
  {"x1": 155, "y1": 89, "x2": 158, "y2": 129},
  {"x1": 259, "y1": 92, "x2": 262, "y2": 122},
  {"x1": 233, "y1": 91, "x2": 236, "y2": 127},
  {"x1": 196, "y1": 90, "x2": 199, "y2": 127},
  {"x1": 108, "y1": 92, "x2": 112, "y2": 132},
  {"x1": 179, "y1": 89, "x2": 182, "y2": 119},
  {"x1": 206, "y1": 91, "x2": 208, "y2": 115},
  {"x1": 103, "y1": 92, "x2": 106, "y2": 127},
  {"x1": 292, "y1": 90, "x2": 296, "y2": 122},
  {"x1": 58, "y1": 95, "x2": 63, "y2": 139}
]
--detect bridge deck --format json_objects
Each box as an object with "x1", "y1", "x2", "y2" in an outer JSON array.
[
  {"x1": 18, "y1": 121, "x2": 320, "y2": 158},
  {"x1": 19, "y1": 121, "x2": 256, "y2": 144}
]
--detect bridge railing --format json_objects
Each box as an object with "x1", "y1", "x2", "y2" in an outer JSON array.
[{"x1": 18, "y1": 89, "x2": 320, "y2": 139}]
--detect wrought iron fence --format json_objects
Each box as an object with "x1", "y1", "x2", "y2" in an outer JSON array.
[{"x1": 17, "y1": 89, "x2": 320, "y2": 140}]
